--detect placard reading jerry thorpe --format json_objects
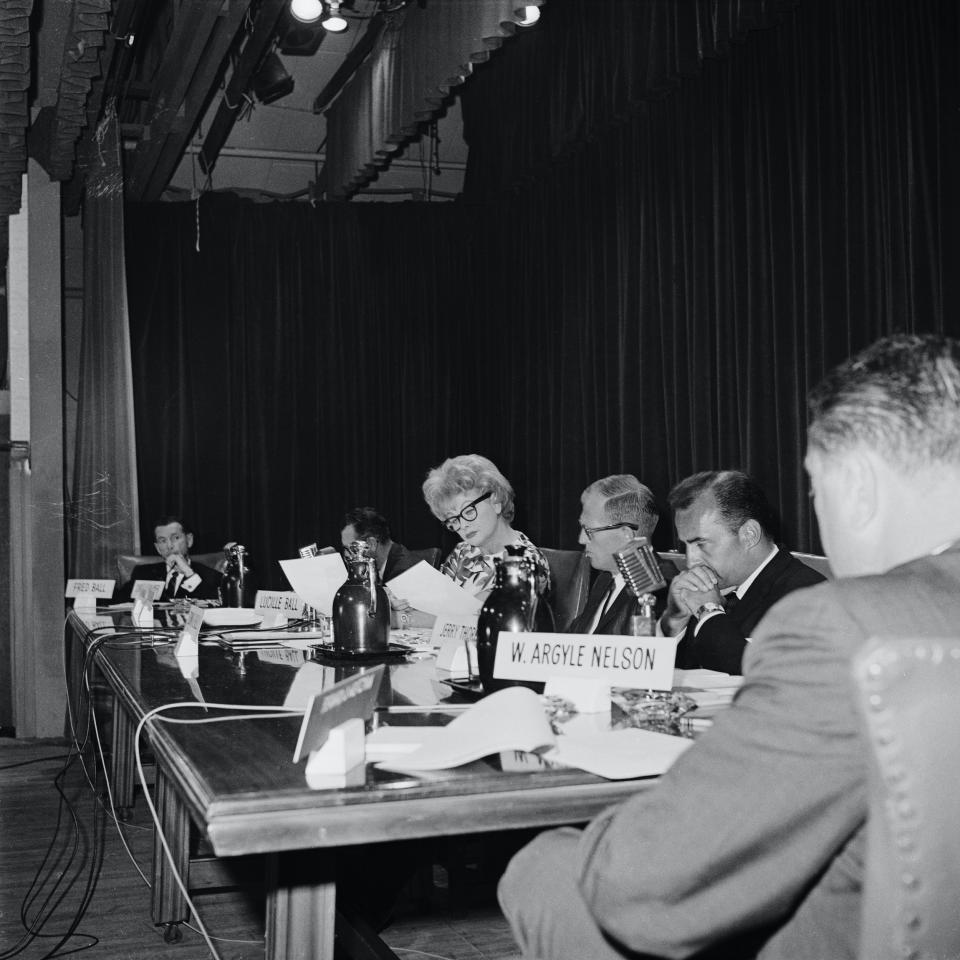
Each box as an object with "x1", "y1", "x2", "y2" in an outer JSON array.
[{"x1": 492, "y1": 632, "x2": 677, "y2": 691}]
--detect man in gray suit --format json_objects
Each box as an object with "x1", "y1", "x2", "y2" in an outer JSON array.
[{"x1": 498, "y1": 333, "x2": 960, "y2": 960}]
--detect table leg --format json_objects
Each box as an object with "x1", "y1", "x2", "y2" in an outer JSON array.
[
  {"x1": 110, "y1": 696, "x2": 136, "y2": 816},
  {"x1": 265, "y1": 851, "x2": 337, "y2": 960},
  {"x1": 151, "y1": 767, "x2": 191, "y2": 938}
]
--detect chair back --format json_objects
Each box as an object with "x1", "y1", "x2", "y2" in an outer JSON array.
[
  {"x1": 540, "y1": 548, "x2": 590, "y2": 631},
  {"x1": 791, "y1": 551, "x2": 832, "y2": 579},
  {"x1": 116, "y1": 551, "x2": 227, "y2": 583},
  {"x1": 852, "y1": 637, "x2": 960, "y2": 960},
  {"x1": 657, "y1": 550, "x2": 686, "y2": 572},
  {"x1": 408, "y1": 546, "x2": 441, "y2": 569}
]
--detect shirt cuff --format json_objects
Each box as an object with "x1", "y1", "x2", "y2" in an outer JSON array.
[{"x1": 180, "y1": 572, "x2": 202, "y2": 593}]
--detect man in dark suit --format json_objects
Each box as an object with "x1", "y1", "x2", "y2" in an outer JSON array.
[
  {"x1": 340, "y1": 507, "x2": 420, "y2": 582},
  {"x1": 661, "y1": 470, "x2": 824, "y2": 674},
  {"x1": 567, "y1": 475, "x2": 673, "y2": 635},
  {"x1": 116, "y1": 516, "x2": 222, "y2": 602},
  {"x1": 500, "y1": 333, "x2": 960, "y2": 960}
]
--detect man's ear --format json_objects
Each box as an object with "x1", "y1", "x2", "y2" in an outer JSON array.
[
  {"x1": 185, "y1": 532, "x2": 194, "y2": 550},
  {"x1": 737, "y1": 519, "x2": 763, "y2": 550},
  {"x1": 842, "y1": 450, "x2": 878, "y2": 529}
]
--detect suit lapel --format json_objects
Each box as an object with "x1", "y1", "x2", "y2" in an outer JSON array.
[{"x1": 732, "y1": 548, "x2": 790, "y2": 628}]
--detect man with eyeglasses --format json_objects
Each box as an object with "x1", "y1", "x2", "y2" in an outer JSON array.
[
  {"x1": 567, "y1": 475, "x2": 674, "y2": 635},
  {"x1": 660, "y1": 470, "x2": 824, "y2": 674}
]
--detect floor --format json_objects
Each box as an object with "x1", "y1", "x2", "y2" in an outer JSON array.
[{"x1": 0, "y1": 737, "x2": 523, "y2": 960}]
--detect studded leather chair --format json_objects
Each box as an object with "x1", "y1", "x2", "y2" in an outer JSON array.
[{"x1": 852, "y1": 637, "x2": 960, "y2": 960}]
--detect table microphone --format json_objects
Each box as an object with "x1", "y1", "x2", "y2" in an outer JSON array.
[{"x1": 614, "y1": 536, "x2": 667, "y2": 596}]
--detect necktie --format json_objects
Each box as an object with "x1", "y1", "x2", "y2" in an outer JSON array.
[
  {"x1": 597, "y1": 580, "x2": 617, "y2": 622},
  {"x1": 723, "y1": 590, "x2": 740, "y2": 613},
  {"x1": 165, "y1": 570, "x2": 180, "y2": 600}
]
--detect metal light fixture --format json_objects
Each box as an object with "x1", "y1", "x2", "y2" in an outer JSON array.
[
  {"x1": 515, "y1": 5, "x2": 541, "y2": 26},
  {"x1": 290, "y1": 0, "x2": 324, "y2": 23},
  {"x1": 322, "y1": 0, "x2": 349, "y2": 32}
]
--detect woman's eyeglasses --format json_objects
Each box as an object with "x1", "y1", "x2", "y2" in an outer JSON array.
[
  {"x1": 442, "y1": 491, "x2": 493, "y2": 531},
  {"x1": 579, "y1": 521, "x2": 639, "y2": 541}
]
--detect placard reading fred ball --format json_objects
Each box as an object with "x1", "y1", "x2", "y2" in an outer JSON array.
[
  {"x1": 492, "y1": 632, "x2": 678, "y2": 691},
  {"x1": 65, "y1": 579, "x2": 115, "y2": 599}
]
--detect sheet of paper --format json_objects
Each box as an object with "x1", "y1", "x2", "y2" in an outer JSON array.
[
  {"x1": 375, "y1": 686, "x2": 554, "y2": 772},
  {"x1": 673, "y1": 668, "x2": 743, "y2": 712},
  {"x1": 386, "y1": 561, "x2": 482, "y2": 617},
  {"x1": 548, "y1": 728, "x2": 694, "y2": 780},
  {"x1": 365, "y1": 727, "x2": 446, "y2": 760},
  {"x1": 279, "y1": 553, "x2": 348, "y2": 617}
]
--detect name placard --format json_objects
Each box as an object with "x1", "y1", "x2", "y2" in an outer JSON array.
[
  {"x1": 132, "y1": 580, "x2": 164, "y2": 602},
  {"x1": 174, "y1": 604, "x2": 205, "y2": 659},
  {"x1": 433, "y1": 615, "x2": 478, "y2": 674},
  {"x1": 254, "y1": 590, "x2": 306, "y2": 618},
  {"x1": 492, "y1": 632, "x2": 677, "y2": 692},
  {"x1": 292, "y1": 665, "x2": 385, "y2": 763},
  {"x1": 65, "y1": 579, "x2": 115, "y2": 599}
]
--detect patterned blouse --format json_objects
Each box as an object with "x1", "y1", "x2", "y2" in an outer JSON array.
[{"x1": 440, "y1": 531, "x2": 551, "y2": 595}]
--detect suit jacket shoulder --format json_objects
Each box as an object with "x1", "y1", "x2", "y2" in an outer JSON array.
[
  {"x1": 577, "y1": 546, "x2": 960, "y2": 960},
  {"x1": 383, "y1": 542, "x2": 420, "y2": 581}
]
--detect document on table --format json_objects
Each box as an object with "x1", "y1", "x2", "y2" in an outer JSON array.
[
  {"x1": 279, "y1": 554, "x2": 348, "y2": 617},
  {"x1": 370, "y1": 686, "x2": 694, "y2": 780},
  {"x1": 548, "y1": 729, "x2": 693, "y2": 780},
  {"x1": 673, "y1": 668, "x2": 744, "y2": 715},
  {"x1": 386, "y1": 561, "x2": 483, "y2": 617}
]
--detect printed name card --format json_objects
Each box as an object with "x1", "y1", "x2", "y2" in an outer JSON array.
[
  {"x1": 65, "y1": 579, "x2": 115, "y2": 610},
  {"x1": 132, "y1": 580, "x2": 164, "y2": 601},
  {"x1": 492, "y1": 632, "x2": 678, "y2": 692},
  {"x1": 292, "y1": 664, "x2": 385, "y2": 763},
  {"x1": 254, "y1": 590, "x2": 306, "y2": 619},
  {"x1": 175, "y1": 604, "x2": 205, "y2": 660},
  {"x1": 132, "y1": 580, "x2": 163, "y2": 625},
  {"x1": 433, "y1": 615, "x2": 479, "y2": 674}
]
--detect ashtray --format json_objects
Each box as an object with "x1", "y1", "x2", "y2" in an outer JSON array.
[
  {"x1": 311, "y1": 644, "x2": 410, "y2": 664},
  {"x1": 616, "y1": 688, "x2": 697, "y2": 722}
]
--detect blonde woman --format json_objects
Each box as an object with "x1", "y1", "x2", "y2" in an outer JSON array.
[{"x1": 422, "y1": 454, "x2": 550, "y2": 597}]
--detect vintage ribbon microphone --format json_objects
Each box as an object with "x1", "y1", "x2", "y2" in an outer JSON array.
[{"x1": 614, "y1": 536, "x2": 667, "y2": 596}]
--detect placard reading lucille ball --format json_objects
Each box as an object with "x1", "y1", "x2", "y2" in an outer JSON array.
[{"x1": 491, "y1": 632, "x2": 678, "y2": 691}]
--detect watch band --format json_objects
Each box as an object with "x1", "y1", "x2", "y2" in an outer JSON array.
[{"x1": 695, "y1": 601, "x2": 725, "y2": 620}]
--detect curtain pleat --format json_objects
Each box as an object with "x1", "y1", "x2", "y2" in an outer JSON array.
[{"x1": 69, "y1": 103, "x2": 141, "y2": 579}]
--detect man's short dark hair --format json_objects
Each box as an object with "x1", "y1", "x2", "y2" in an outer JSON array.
[
  {"x1": 582, "y1": 475, "x2": 659, "y2": 539},
  {"x1": 342, "y1": 507, "x2": 391, "y2": 545},
  {"x1": 807, "y1": 333, "x2": 960, "y2": 470},
  {"x1": 153, "y1": 515, "x2": 192, "y2": 536},
  {"x1": 668, "y1": 471, "x2": 778, "y2": 540}
]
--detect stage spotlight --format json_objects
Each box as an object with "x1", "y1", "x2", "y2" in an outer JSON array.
[
  {"x1": 515, "y1": 5, "x2": 540, "y2": 26},
  {"x1": 322, "y1": 0, "x2": 349, "y2": 32},
  {"x1": 290, "y1": 0, "x2": 323, "y2": 22}
]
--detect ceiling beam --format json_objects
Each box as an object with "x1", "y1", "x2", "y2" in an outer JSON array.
[
  {"x1": 197, "y1": 0, "x2": 289, "y2": 176},
  {"x1": 125, "y1": 0, "x2": 252, "y2": 201},
  {"x1": 312, "y1": 12, "x2": 385, "y2": 114}
]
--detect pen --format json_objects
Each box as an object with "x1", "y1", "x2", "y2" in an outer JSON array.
[{"x1": 376, "y1": 704, "x2": 472, "y2": 714}]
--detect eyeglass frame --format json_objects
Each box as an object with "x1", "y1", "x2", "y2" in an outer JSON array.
[
  {"x1": 441, "y1": 490, "x2": 494, "y2": 531},
  {"x1": 579, "y1": 521, "x2": 639, "y2": 541}
]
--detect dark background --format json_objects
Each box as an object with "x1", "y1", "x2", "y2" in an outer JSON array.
[{"x1": 124, "y1": 0, "x2": 960, "y2": 588}]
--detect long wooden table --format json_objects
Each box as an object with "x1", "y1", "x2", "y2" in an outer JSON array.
[{"x1": 69, "y1": 608, "x2": 661, "y2": 959}]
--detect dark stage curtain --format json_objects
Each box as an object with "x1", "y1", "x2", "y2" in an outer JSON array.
[
  {"x1": 125, "y1": 0, "x2": 959, "y2": 583},
  {"x1": 124, "y1": 199, "x2": 477, "y2": 586},
  {"x1": 459, "y1": 0, "x2": 960, "y2": 551}
]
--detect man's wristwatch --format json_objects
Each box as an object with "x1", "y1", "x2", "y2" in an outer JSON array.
[{"x1": 694, "y1": 601, "x2": 725, "y2": 620}]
